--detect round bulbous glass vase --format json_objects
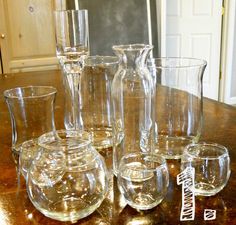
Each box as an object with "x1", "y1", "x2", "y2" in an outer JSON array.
[{"x1": 26, "y1": 130, "x2": 108, "y2": 223}]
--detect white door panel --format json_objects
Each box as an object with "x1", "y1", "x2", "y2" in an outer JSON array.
[{"x1": 166, "y1": 0, "x2": 223, "y2": 100}]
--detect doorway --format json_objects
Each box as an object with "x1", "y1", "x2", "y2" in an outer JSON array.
[{"x1": 161, "y1": 0, "x2": 223, "y2": 100}]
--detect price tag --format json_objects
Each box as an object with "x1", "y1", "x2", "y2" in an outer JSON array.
[{"x1": 177, "y1": 167, "x2": 216, "y2": 221}]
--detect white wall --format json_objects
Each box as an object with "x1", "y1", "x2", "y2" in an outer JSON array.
[{"x1": 230, "y1": 11, "x2": 236, "y2": 97}]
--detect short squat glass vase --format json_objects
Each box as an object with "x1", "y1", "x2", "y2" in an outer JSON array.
[{"x1": 27, "y1": 130, "x2": 108, "y2": 223}]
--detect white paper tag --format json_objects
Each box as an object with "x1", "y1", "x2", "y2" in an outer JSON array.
[{"x1": 177, "y1": 167, "x2": 195, "y2": 221}]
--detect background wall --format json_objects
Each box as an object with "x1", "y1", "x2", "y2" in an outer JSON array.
[
  {"x1": 230, "y1": 8, "x2": 236, "y2": 98},
  {"x1": 75, "y1": 0, "x2": 158, "y2": 56}
]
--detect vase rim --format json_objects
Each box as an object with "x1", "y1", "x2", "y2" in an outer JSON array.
[
  {"x1": 112, "y1": 43, "x2": 153, "y2": 51},
  {"x1": 38, "y1": 129, "x2": 92, "y2": 151},
  {"x1": 148, "y1": 57, "x2": 207, "y2": 69},
  {"x1": 120, "y1": 152, "x2": 167, "y2": 172},
  {"x1": 3, "y1": 86, "x2": 57, "y2": 99},
  {"x1": 84, "y1": 55, "x2": 119, "y2": 66},
  {"x1": 185, "y1": 142, "x2": 229, "y2": 160}
]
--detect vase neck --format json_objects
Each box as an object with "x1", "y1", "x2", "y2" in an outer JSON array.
[{"x1": 113, "y1": 44, "x2": 153, "y2": 70}]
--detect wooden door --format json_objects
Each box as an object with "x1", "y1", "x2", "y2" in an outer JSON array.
[
  {"x1": 165, "y1": 0, "x2": 223, "y2": 100},
  {"x1": 0, "y1": 0, "x2": 58, "y2": 73}
]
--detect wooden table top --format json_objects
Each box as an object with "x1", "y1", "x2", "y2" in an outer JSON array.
[{"x1": 0, "y1": 70, "x2": 236, "y2": 225}]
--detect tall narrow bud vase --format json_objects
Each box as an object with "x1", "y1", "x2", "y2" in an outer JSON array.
[
  {"x1": 111, "y1": 44, "x2": 155, "y2": 176},
  {"x1": 54, "y1": 9, "x2": 89, "y2": 130}
]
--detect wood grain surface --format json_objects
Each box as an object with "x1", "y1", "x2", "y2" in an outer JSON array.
[{"x1": 0, "y1": 70, "x2": 236, "y2": 225}]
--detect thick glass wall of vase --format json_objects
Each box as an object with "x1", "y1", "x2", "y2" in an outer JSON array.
[
  {"x1": 148, "y1": 58, "x2": 207, "y2": 159},
  {"x1": 111, "y1": 44, "x2": 155, "y2": 176}
]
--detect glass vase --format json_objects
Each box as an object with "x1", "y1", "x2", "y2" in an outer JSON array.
[
  {"x1": 148, "y1": 58, "x2": 207, "y2": 159},
  {"x1": 4, "y1": 86, "x2": 57, "y2": 177},
  {"x1": 27, "y1": 130, "x2": 108, "y2": 222},
  {"x1": 54, "y1": 9, "x2": 89, "y2": 130},
  {"x1": 111, "y1": 44, "x2": 155, "y2": 176}
]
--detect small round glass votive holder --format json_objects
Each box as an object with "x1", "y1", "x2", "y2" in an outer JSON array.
[
  {"x1": 181, "y1": 142, "x2": 231, "y2": 196},
  {"x1": 117, "y1": 153, "x2": 169, "y2": 210}
]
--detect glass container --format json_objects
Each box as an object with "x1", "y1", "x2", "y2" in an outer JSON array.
[
  {"x1": 27, "y1": 130, "x2": 108, "y2": 222},
  {"x1": 54, "y1": 9, "x2": 89, "y2": 130},
  {"x1": 181, "y1": 142, "x2": 231, "y2": 196},
  {"x1": 4, "y1": 86, "x2": 57, "y2": 177},
  {"x1": 148, "y1": 58, "x2": 207, "y2": 159},
  {"x1": 81, "y1": 56, "x2": 119, "y2": 202},
  {"x1": 81, "y1": 56, "x2": 119, "y2": 150},
  {"x1": 54, "y1": 9, "x2": 89, "y2": 65},
  {"x1": 111, "y1": 44, "x2": 155, "y2": 176},
  {"x1": 117, "y1": 152, "x2": 169, "y2": 210}
]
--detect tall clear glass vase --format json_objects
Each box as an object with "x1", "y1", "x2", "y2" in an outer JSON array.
[
  {"x1": 111, "y1": 44, "x2": 155, "y2": 176},
  {"x1": 54, "y1": 9, "x2": 89, "y2": 130},
  {"x1": 148, "y1": 58, "x2": 207, "y2": 159}
]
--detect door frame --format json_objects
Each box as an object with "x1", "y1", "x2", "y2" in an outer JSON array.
[
  {"x1": 155, "y1": 0, "x2": 166, "y2": 57},
  {"x1": 146, "y1": 0, "x2": 166, "y2": 57},
  {"x1": 0, "y1": 0, "x2": 10, "y2": 73},
  {"x1": 220, "y1": 0, "x2": 236, "y2": 104}
]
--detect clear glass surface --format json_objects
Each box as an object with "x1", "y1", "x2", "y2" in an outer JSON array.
[
  {"x1": 54, "y1": 9, "x2": 89, "y2": 130},
  {"x1": 62, "y1": 61, "x2": 85, "y2": 130},
  {"x1": 54, "y1": 9, "x2": 89, "y2": 64},
  {"x1": 181, "y1": 142, "x2": 231, "y2": 196},
  {"x1": 148, "y1": 58, "x2": 207, "y2": 159},
  {"x1": 81, "y1": 56, "x2": 119, "y2": 149},
  {"x1": 111, "y1": 44, "x2": 155, "y2": 176},
  {"x1": 27, "y1": 130, "x2": 108, "y2": 222},
  {"x1": 4, "y1": 86, "x2": 57, "y2": 177},
  {"x1": 117, "y1": 153, "x2": 169, "y2": 210}
]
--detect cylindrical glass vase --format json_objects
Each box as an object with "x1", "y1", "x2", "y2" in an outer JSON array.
[
  {"x1": 148, "y1": 58, "x2": 207, "y2": 159},
  {"x1": 111, "y1": 44, "x2": 155, "y2": 176},
  {"x1": 81, "y1": 56, "x2": 119, "y2": 150}
]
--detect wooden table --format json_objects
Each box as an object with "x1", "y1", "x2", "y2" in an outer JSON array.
[{"x1": 0, "y1": 70, "x2": 236, "y2": 225}]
